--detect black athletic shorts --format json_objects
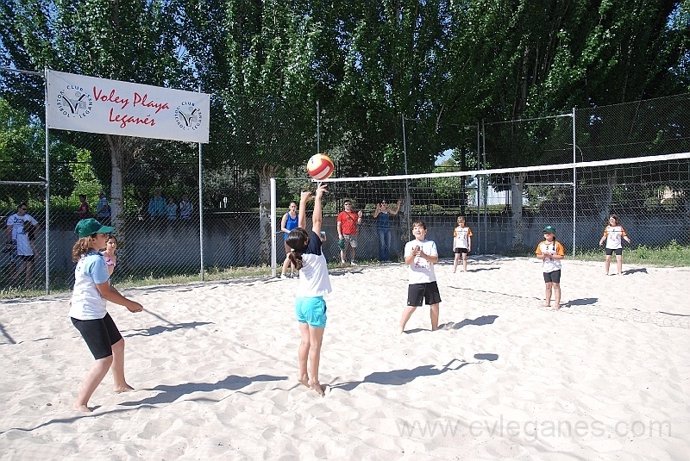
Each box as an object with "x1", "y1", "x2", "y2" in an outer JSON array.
[
  {"x1": 453, "y1": 248, "x2": 469, "y2": 254},
  {"x1": 71, "y1": 313, "x2": 122, "y2": 360},
  {"x1": 543, "y1": 270, "x2": 562, "y2": 284},
  {"x1": 605, "y1": 248, "x2": 623, "y2": 256},
  {"x1": 407, "y1": 281, "x2": 442, "y2": 307}
]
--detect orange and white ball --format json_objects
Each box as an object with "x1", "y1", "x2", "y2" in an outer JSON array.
[{"x1": 307, "y1": 153, "x2": 335, "y2": 180}]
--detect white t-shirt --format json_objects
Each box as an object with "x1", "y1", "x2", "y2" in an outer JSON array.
[
  {"x1": 453, "y1": 226, "x2": 473, "y2": 249},
  {"x1": 69, "y1": 252, "x2": 110, "y2": 320},
  {"x1": 535, "y1": 240, "x2": 566, "y2": 273},
  {"x1": 603, "y1": 225, "x2": 627, "y2": 249},
  {"x1": 405, "y1": 239, "x2": 438, "y2": 284},
  {"x1": 297, "y1": 231, "x2": 332, "y2": 297},
  {"x1": 6, "y1": 213, "x2": 38, "y2": 256}
]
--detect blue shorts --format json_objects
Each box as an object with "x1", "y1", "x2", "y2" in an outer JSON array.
[{"x1": 295, "y1": 296, "x2": 327, "y2": 328}]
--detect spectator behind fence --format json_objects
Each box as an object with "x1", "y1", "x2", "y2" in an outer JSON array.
[
  {"x1": 147, "y1": 188, "x2": 166, "y2": 219},
  {"x1": 77, "y1": 194, "x2": 91, "y2": 219},
  {"x1": 95, "y1": 192, "x2": 111, "y2": 224},
  {"x1": 5, "y1": 202, "x2": 39, "y2": 287},
  {"x1": 373, "y1": 198, "x2": 402, "y2": 262},
  {"x1": 179, "y1": 195, "x2": 193, "y2": 220},
  {"x1": 166, "y1": 197, "x2": 178, "y2": 221}
]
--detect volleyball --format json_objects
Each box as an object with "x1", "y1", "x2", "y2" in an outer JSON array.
[{"x1": 307, "y1": 153, "x2": 335, "y2": 180}]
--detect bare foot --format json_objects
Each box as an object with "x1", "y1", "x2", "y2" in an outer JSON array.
[
  {"x1": 114, "y1": 384, "x2": 134, "y2": 394},
  {"x1": 310, "y1": 381, "x2": 326, "y2": 397},
  {"x1": 73, "y1": 403, "x2": 92, "y2": 413},
  {"x1": 543, "y1": 302, "x2": 551, "y2": 307},
  {"x1": 298, "y1": 375, "x2": 310, "y2": 388}
]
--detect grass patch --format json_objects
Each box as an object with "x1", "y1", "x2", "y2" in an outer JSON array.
[{"x1": 575, "y1": 240, "x2": 690, "y2": 267}]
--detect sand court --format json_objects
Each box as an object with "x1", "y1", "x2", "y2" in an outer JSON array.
[{"x1": 1, "y1": 256, "x2": 689, "y2": 459}]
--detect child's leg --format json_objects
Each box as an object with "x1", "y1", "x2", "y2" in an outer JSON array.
[
  {"x1": 75, "y1": 356, "x2": 113, "y2": 412},
  {"x1": 350, "y1": 244, "x2": 356, "y2": 263},
  {"x1": 462, "y1": 253, "x2": 468, "y2": 272},
  {"x1": 604, "y1": 255, "x2": 611, "y2": 275},
  {"x1": 399, "y1": 307, "x2": 417, "y2": 333},
  {"x1": 615, "y1": 255, "x2": 623, "y2": 275},
  {"x1": 429, "y1": 303, "x2": 440, "y2": 331},
  {"x1": 308, "y1": 326, "x2": 325, "y2": 396},
  {"x1": 453, "y1": 253, "x2": 459, "y2": 272},
  {"x1": 297, "y1": 322, "x2": 310, "y2": 386},
  {"x1": 544, "y1": 282, "x2": 552, "y2": 307},
  {"x1": 110, "y1": 338, "x2": 133, "y2": 393},
  {"x1": 552, "y1": 283, "x2": 561, "y2": 309},
  {"x1": 281, "y1": 256, "x2": 291, "y2": 277},
  {"x1": 340, "y1": 248, "x2": 347, "y2": 264}
]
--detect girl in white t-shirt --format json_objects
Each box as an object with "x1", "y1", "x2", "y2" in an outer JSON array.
[
  {"x1": 69, "y1": 218, "x2": 143, "y2": 413},
  {"x1": 399, "y1": 220, "x2": 441, "y2": 333},
  {"x1": 598, "y1": 214, "x2": 632, "y2": 276},
  {"x1": 285, "y1": 183, "x2": 331, "y2": 396}
]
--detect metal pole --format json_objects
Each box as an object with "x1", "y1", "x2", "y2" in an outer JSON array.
[
  {"x1": 476, "y1": 122, "x2": 481, "y2": 253},
  {"x1": 270, "y1": 178, "x2": 277, "y2": 277},
  {"x1": 44, "y1": 67, "x2": 50, "y2": 294},
  {"x1": 572, "y1": 107, "x2": 577, "y2": 257},
  {"x1": 198, "y1": 86, "x2": 204, "y2": 280},
  {"x1": 316, "y1": 100, "x2": 320, "y2": 154},
  {"x1": 482, "y1": 119, "x2": 487, "y2": 253},
  {"x1": 402, "y1": 114, "x2": 411, "y2": 240}
]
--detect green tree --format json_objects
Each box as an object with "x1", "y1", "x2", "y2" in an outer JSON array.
[{"x1": 0, "y1": 0, "x2": 189, "y2": 227}]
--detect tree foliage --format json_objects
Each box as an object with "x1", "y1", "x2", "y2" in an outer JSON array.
[{"x1": 1, "y1": 0, "x2": 689, "y2": 192}]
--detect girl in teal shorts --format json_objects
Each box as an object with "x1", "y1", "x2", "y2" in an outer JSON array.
[{"x1": 285, "y1": 183, "x2": 331, "y2": 396}]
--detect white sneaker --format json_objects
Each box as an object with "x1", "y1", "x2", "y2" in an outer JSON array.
[
  {"x1": 351, "y1": 261, "x2": 357, "y2": 265},
  {"x1": 280, "y1": 274, "x2": 286, "y2": 279}
]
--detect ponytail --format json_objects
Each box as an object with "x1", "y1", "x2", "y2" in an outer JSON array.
[
  {"x1": 71, "y1": 236, "x2": 93, "y2": 262},
  {"x1": 288, "y1": 251, "x2": 304, "y2": 271},
  {"x1": 286, "y1": 227, "x2": 310, "y2": 271}
]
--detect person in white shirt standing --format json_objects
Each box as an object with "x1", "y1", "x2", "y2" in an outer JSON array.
[
  {"x1": 399, "y1": 220, "x2": 441, "y2": 334},
  {"x1": 69, "y1": 218, "x2": 143, "y2": 412},
  {"x1": 535, "y1": 225, "x2": 566, "y2": 310},
  {"x1": 598, "y1": 214, "x2": 632, "y2": 276},
  {"x1": 5, "y1": 202, "x2": 38, "y2": 287}
]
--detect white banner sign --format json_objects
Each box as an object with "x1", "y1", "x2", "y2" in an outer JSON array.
[{"x1": 46, "y1": 70, "x2": 210, "y2": 143}]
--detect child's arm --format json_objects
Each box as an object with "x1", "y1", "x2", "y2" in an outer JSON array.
[
  {"x1": 96, "y1": 282, "x2": 143, "y2": 312},
  {"x1": 298, "y1": 190, "x2": 311, "y2": 229},
  {"x1": 599, "y1": 229, "x2": 607, "y2": 246},
  {"x1": 311, "y1": 183, "x2": 327, "y2": 234},
  {"x1": 468, "y1": 235, "x2": 472, "y2": 252},
  {"x1": 404, "y1": 244, "x2": 416, "y2": 265},
  {"x1": 372, "y1": 203, "x2": 381, "y2": 218},
  {"x1": 535, "y1": 244, "x2": 545, "y2": 260},
  {"x1": 417, "y1": 243, "x2": 439, "y2": 264},
  {"x1": 622, "y1": 228, "x2": 631, "y2": 244}
]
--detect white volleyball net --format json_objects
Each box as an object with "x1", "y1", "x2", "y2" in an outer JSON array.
[{"x1": 270, "y1": 152, "x2": 690, "y2": 272}]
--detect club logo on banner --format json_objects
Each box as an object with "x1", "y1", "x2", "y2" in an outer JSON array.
[
  {"x1": 55, "y1": 85, "x2": 94, "y2": 119},
  {"x1": 174, "y1": 102, "x2": 203, "y2": 132},
  {"x1": 47, "y1": 69, "x2": 210, "y2": 143}
]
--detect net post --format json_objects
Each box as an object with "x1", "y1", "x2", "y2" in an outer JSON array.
[
  {"x1": 44, "y1": 67, "x2": 50, "y2": 294},
  {"x1": 270, "y1": 178, "x2": 277, "y2": 277},
  {"x1": 571, "y1": 107, "x2": 577, "y2": 257}
]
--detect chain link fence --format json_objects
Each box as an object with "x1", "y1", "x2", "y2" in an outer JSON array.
[{"x1": 1, "y1": 72, "x2": 689, "y2": 296}]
